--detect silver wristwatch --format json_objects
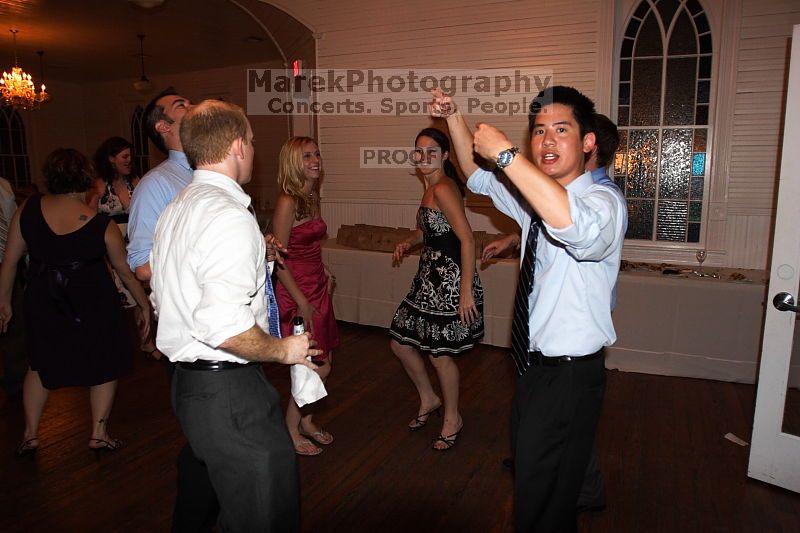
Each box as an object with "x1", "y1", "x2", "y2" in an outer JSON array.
[{"x1": 496, "y1": 146, "x2": 520, "y2": 169}]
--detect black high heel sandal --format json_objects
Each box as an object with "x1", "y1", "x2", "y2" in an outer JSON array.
[
  {"x1": 432, "y1": 428, "x2": 462, "y2": 451},
  {"x1": 89, "y1": 438, "x2": 122, "y2": 455},
  {"x1": 16, "y1": 438, "x2": 38, "y2": 457},
  {"x1": 408, "y1": 405, "x2": 441, "y2": 431}
]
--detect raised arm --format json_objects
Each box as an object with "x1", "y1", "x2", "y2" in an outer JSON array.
[
  {"x1": 431, "y1": 89, "x2": 479, "y2": 177},
  {"x1": 473, "y1": 123, "x2": 572, "y2": 229},
  {"x1": 434, "y1": 182, "x2": 477, "y2": 326}
]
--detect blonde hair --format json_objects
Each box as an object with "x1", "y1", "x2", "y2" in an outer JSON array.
[
  {"x1": 180, "y1": 100, "x2": 249, "y2": 168},
  {"x1": 277, "y1": 136, "x2": 319, "y2": 220}
]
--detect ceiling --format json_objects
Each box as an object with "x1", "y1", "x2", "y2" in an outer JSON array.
[{"x1": 0, "y1": 0, "x2": 287, "y2": 83}]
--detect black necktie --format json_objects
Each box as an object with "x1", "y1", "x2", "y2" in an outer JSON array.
[{"x1": 510, "y1": 217, "x2": 540, "y2": 375}]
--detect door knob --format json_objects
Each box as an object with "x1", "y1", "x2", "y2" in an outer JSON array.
[{"x1": 773, "y1": 292, "x2": 800, "y2": 313}]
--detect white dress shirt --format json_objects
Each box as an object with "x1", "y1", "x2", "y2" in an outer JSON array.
[
  {"x1": 468, "y1": 168, "x2": 626, "y2": 357},
  {"x1": 150, "y1": 169, "x2": 269, "y2": 363}
]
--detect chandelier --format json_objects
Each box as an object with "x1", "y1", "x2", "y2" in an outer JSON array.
[{"x1": 0, "y1": 30, "x2": 50, "y2": 110}]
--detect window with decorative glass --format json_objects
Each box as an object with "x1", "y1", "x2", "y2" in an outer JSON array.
[
  {"x1": 130, "y1": 105, "x2": 150, "y2": 179},
  {"x1": 615, "y1": 0, "x2": 712, "y2": 243},
  {"x1": 0, "y1": 106, "x2": 32, "y2": 189}
]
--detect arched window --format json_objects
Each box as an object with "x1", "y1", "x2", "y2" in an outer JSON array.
[
  {"x1": 614, "y1": 0, "x2": 713, "y2": 243},
  {"x1": 130, "y1": 105, "x2": 150, "y2": 178},
  {"x1": 0, "y1": 106, "x2": 32, "y2": 189}
]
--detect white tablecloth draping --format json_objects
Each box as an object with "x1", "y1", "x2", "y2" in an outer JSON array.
[{"x1": 322, "y1": 240, "x2": 798, "y2": 386}]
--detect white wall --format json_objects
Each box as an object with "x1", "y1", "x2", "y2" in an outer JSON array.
[
  {"x1": 270, "y1": 0, "x2": 609, "y2": 239},
  {"x1": 22, "y1": 80, "x2": 87, "y2": 191},
  {"x1": 720, "y1": 0, "x2": 800, "y2": 269},
  {"x1": 13, "y1": 0, "x2": 800, "y2": 270},
  {"x1": 23, "y1": 61, "x2": 288, "y2": 209},
  {"x1": 266, "y1": 0, "x2": 800, "y2": 270},
  {"x1": 81, "y1": 62, "x2": 289, "y2": 211}
]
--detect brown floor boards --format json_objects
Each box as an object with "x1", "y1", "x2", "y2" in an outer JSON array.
[{"x1": 1, "y1": 321, "x2": 799, "y2": 532}]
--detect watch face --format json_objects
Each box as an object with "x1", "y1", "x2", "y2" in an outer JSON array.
[{"x1": 498, "y1": 150, "x2": 514, "y2": 168}]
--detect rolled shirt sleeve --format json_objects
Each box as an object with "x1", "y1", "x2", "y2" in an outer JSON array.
[
  {"x1": 545, "y1": 186, "x2": 626, "y2": 262},
  {"x1": 466, "y1": 167, "x2": 625, "y2": 356},
  {"x1": 191, "y1": 211, "x2": 261, "y2": 348},
  {"x1": 150, "y1": 170, "x2": 268, "y2": 363}
]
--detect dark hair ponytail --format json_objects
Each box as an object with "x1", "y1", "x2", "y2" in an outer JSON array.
[{"x1": 415, "y1": 127, "x2": 465, "y2": 197}]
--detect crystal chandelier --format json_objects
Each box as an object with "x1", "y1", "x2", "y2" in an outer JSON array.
[{"x1": 0, "y1": 30, "x2": 50, "y2": 110}]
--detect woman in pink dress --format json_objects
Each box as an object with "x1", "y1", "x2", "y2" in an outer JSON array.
[{"x1": 273, "y1": 136, "x2": 339, "y2": 456}]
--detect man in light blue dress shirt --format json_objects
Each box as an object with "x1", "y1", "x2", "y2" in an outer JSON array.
[
  {"x1": 480, "y1": 112, "x2": 628, "y2": 515},
  {"x1": 127, "y1": 87, "x2": 194, "y2": 281},
  {"x1": 434, "y1": 86, "x2": 626, "y2": 532},
  {"x1": 126, "y1": 87, "x2": 223, "y2": 532}
]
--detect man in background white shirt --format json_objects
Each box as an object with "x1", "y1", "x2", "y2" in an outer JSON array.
[{"x1": 150, "y1": 100, "x2": 319, "y2": 532}]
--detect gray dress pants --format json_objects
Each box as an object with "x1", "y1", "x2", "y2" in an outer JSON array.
[{"x1": 172, "y1": 363, "x2": 299, "y2": 532}]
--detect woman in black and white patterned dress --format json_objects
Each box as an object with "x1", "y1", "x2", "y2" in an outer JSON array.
[{"x1": 389, "y1": 127, "x2": 484, "y2": 451}]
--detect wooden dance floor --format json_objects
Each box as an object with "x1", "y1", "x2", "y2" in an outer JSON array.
[{"x1": 1, "y1": 322, "x2": 799, "y2": 531}]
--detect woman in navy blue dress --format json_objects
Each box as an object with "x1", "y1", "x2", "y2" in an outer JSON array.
[{"x1": 0, "y1": 149, "x2": 150, "y2": 455}]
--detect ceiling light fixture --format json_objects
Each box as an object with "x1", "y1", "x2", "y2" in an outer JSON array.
[
  {"x1": 133, "y1": 33, "x2": 153, "y2": 94},
  {"x1": 0, "y1": 29, "x2": 50, "y2": 110}
]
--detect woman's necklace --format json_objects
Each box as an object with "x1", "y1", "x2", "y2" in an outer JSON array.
[{"x1": 65, "y1": 191, "x2": 85, "y2": 201}]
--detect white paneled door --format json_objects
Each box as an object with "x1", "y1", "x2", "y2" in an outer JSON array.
[{"x1": 748, "y1": 24, "x2": 800, "y2": 493}]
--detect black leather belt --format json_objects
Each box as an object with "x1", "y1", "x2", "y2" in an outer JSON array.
[
  {"x1": 177, "y1": 360, "x2": 258, "y2": 371},
  {"x1": 528, "y1": 349, "x2": 603, "y2": 367}
]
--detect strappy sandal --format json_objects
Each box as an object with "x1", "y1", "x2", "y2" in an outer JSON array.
[
  {"x1": 89, "y1": 438, "x2": 123, "y2": 454},
  {"x1": 432, "y1": 428, "x2": 463, "y2": 451},
  {"x1": 408, "y1": 405, "x2": 441, "y2": 431},
  {"x1": 16, "y1": 438, "x2": 38, "y2": 457},
  {"x1": 293, "y1": 438, "x2": 323, "y2": 456},
  {"x1": 299, "y1": 427, "x2": 334, "y2": 446}
]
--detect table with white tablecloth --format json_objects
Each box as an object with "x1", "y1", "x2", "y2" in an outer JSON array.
[{"x1": 322, "y1": 240, "x2": 797, "y2": 385}]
